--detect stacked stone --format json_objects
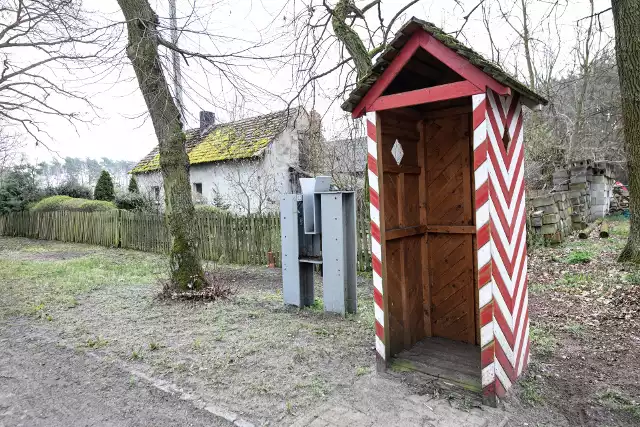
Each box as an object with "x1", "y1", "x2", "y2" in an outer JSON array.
[
  {"x1": 530, "y1": 192, "x2": 573, "y2": 244},
  {"x1": 568, "y1": 160, "x2": 593, "y2": 229},
  {"x1": 589, "y1": 161, "x2": 614, "y2": 219},
  {"x1": 529, "y1": 159, "x2": 618, "y2": 243},
  {"x1": 552, "y1": 169, "x2": 570, "y2": 192}
]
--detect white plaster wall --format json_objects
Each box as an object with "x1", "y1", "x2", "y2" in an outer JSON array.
[
  {"x1": 134, "y1": 112, "x2": 310, "y2": 215},
  {"x1": 135, "y1": 171, "x2": 164, "y2": 206}
]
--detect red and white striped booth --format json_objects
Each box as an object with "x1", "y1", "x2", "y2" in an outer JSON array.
[{"x1": 342, "y1": 18, "x2": 547, "y2": 405}]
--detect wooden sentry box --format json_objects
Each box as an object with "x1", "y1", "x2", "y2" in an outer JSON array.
[{"x1": 341, "y1": 18, "x2": 547, "y2": 405}]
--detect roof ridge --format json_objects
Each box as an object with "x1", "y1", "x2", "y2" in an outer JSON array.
[{"x1": 212, "y1": 106, "x2": 305, "y2": 128}]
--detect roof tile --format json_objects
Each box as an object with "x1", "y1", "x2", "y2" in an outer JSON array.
[{"x1": 132, "y1": 108, "x2": 305, "y2": 173}]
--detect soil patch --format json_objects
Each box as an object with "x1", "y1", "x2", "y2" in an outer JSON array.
[
  {"x1": 16, "y1": 251, "x2": 92, "y2": 261},
  {"x1": 0, "y1": 321, "x2": 232, "y2": 427},
  {"x1": 510, "y1": 220, "x2": 640, "y2": 426}
]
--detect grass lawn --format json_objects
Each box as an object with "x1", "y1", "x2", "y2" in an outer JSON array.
[{"x1": 0, "y1": 237, "x2": 375, "y2": 424}]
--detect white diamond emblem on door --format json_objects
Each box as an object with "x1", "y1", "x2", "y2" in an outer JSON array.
[{"x1": 391, "y1": 139, "x2": 404, "y2": 165}]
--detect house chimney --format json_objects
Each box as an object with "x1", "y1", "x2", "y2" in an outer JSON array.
[{"x1": 200, "y1": 111, "x2": 215, "y2": 132}]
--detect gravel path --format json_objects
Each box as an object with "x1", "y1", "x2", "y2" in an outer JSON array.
[{"x1": 0, "y1": 322, "x2": 232, "y2": 427}]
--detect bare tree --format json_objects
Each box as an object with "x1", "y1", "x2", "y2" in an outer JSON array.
[
  {"x1": 0, "y1": 0, "x2": 118, "y2": 145},
  {"x1": 0, "y1": 130, "x2": 22, "y2": 179},
  {"x1": 116, "y1": 0, "x2": 205, "y2": 289},
  {"x1": 495, "y1": 0, "x2": 538, "y2": 88},
  {"x1": 284, "y1": 0, "x2": 425, "y2": 111},
  {"x1": 319, "y1": 121, "x2": 366, "y2": 191},
  {"x1": 115, "y1": 0, "x2": 292, "y2": 289},
  {"x1": 567, "y1": 0, "x2": 600, "y2": 160},
  {"x1": 224, "y1": 160, "x2": 279, "y2": 215}
]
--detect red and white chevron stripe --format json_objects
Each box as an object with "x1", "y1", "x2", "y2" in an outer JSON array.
[
  {"x1": 474, "y1": 89, "x2": 529, "y2": 399},
  {"x1": 366, "y1": 90, "x2": 529, "y2": 397},
  {"x1": 367, "y1": 111, "x2": 386, "y2": 361}
]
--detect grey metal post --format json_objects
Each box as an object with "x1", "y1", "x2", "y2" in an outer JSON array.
[
  {"x1": 280, "y1": 195, "x2": 314, "y2": 307},
  {"x1": 320, "y1": 192, "x2": 357, "y2": 314},
  {"x1": 300, "y1": 177, "x2": 331, "y2": 234}
]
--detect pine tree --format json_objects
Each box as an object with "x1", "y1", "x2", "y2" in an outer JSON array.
[
  {"x1": 211, "y1": 186, "x2": 230, "y2": 210},
  {"x1": 128, "y1": 175, "x2": 139, "y2": 193},
  {"x1": 94, "y1": 170, "x2": 115, "y2": 201}
]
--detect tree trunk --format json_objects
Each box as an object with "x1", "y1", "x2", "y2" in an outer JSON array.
[
  {"x1": 116, "y1": 0, "x2": 205, "y2": 288},
  {"x1": 612, "y1": 0, "x2": 640, "y2": 263},
  {"x1": 332, "y1": 0, "x2": 373, "y2": 80},
  {"x1": 520, "y1": 0, "x2": 536, "y2": 90},
  {"x1": 568, "y1": 0, "x2": 595, "y2": 163}
]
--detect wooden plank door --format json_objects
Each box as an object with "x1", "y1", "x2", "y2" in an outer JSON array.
[{"x1": 423, "y1": 113, "x2": 476, "y2": 345}]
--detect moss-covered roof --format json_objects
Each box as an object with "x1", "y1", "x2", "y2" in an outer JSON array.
[
  {"x1": 341, "y1": 17, "x2": 548, "y2": 113},
  {"x1": 132, "y1": 107, "x2": 305, "y2": 173}
]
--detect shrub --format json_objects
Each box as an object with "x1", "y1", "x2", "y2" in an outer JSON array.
[
  {"x1": 128, "y1": 175, "x2": 139, "y2": 193},
  {"x1": 115, "y1": 192, "x2": 152, "y2": 211},
  {"x1": 31, "y1": 196, "x2": 116, "y2": 212},
  {"x1": 0, "y1": 164, "x2": 44, "y2": 213},
  {"x1": 195, "y1": 205, "x2": 231, "y2": 215},
  {"x1": 48, "y1": 181, "x2": 92, "y2": 199},
  {"x1": 31, "y1": 195, "x2": 74, "y2": 212},
  {"x1": 77, "y1": 199, "x2": 116, "y2": 212},
  {"x1": 94, "y1": 170, "x2": 115, "y2": 201},
  {"x1": 565, "y1": 250, "x2": 592, "y2": 264}
]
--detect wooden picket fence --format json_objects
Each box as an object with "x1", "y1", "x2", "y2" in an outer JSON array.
[{"x1": 0, "y1": 209, "x2": 373, "y2": 271}]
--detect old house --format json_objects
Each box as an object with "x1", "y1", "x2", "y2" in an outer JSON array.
[
  {"x1": 321, "y1": 136, "x2": 367, "y2": 191},
  {"x1": 131, "y1": 107, "x2": 317, "y2": 214}
]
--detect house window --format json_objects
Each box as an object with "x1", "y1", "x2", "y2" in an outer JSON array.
[
  {"x1": 193, "y1": 182, "x2": 203, "y2": 195},
  {"x1": 152, "y1": 186, "x2": 160, "y2": 201}
]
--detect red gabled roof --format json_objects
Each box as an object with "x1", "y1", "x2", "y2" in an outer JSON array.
[{"x1": 342, "y1": 17, "x2": 548, "y2": 118}]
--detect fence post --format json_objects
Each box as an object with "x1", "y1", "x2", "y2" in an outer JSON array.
[{"x1": 116, "y1": 209, "x2": 122, "y2": 248}]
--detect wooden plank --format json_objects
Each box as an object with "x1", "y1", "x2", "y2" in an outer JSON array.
[
  {"x1": 399, "y1": 337, "x2": 481, "y2": 377},
  {"x1": 383, "y1": 173, "x2": 400, "y2": 229},
  {"x1": 423, "y1": 113, "x2": 476, "y2": 345},
  {"x1": 418, "y1": 121, "x2": 432, "y2": 338},
  {"x1": 421, "y1": 105, "x2": 471, "y2": 120},
  {"x1": 383, "y1": 164, "x2": 421, "y2": 175},
  {"x1": 394, "y1": 336, "x2": 482, "y2": 391},
  {"x1": 404, "y1": 174, "x2": 421, "y2": 226},
  {"x1": 426, "y1": 225, "x2": 476, "y2": 234},
  {"x1": 403, "y1": 235, "x2": 425, "y2": 348},
  {"x1": 429, "y1": 235, "x2": 475, "y2": 344},
  {"x1": 369, "y1": 81, "x2": 483, "y2": 112},
  {"x1": 385, "y1": 225, "x2": 427, "y2": 241},
  {"x1": 469, "y1": 111, "x2": 480, "y2": 346},
  {"x1": 398, "y1": 173, "x2": 406, "y2": 228}
]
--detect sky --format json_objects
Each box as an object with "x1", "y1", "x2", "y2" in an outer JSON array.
[{"x1": 14, "y1": 0, "x2": 614, "y2": 166}]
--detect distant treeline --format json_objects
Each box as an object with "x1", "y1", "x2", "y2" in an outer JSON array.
[{"x1": 36, "y1": 157, "x2": 136, "y2": 189}]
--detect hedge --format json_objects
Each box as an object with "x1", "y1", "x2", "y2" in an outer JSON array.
[{"x1": 30, "y1": 196, "x2": 117, "y2": 212}]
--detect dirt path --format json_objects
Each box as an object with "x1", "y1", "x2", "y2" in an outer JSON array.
[{"x1": 0, "y1": 322, "x2": 233, "y2": 427}]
